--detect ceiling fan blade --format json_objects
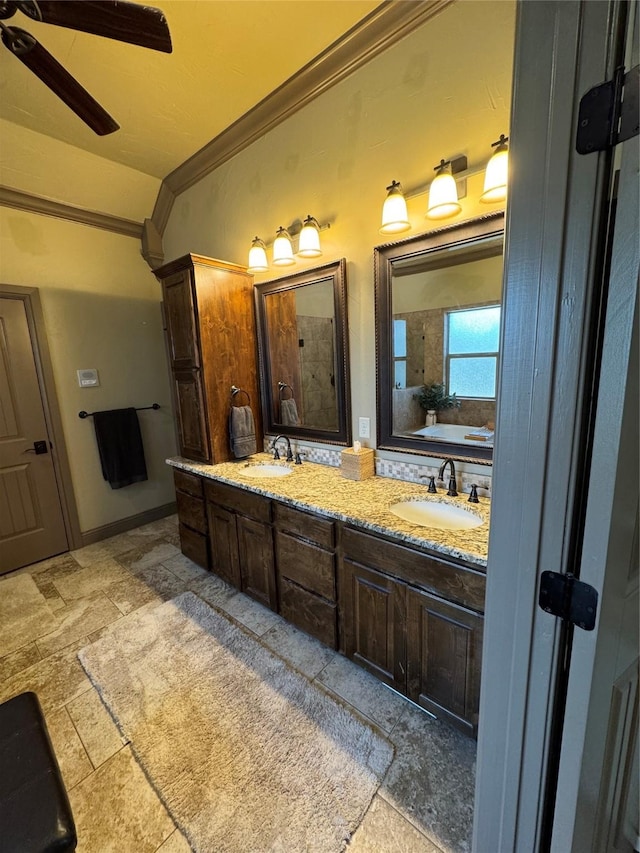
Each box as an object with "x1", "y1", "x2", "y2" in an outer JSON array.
[
  {"x1": 21, "y1": 1, "x2": 172, "y2": 53},
  {"x1": 1, "y1": 26, "x2": 119, "y2": 135}
]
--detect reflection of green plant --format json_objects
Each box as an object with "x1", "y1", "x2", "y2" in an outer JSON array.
[{"x1": 414, "y1": 381, "x2": 461, "y2": 412}]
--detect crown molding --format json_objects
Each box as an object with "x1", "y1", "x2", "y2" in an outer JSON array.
[
  {"x1": 150, "y1": 0, "x2": 452, "y2": 238},
  {"x1": 0, "y1": 186, "x2": 143, "y2": 239}
]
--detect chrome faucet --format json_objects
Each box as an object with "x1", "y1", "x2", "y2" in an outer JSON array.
[
  {"x1": 438, "y1": 458, "x2": 458, "y2": 497},
  {"x1": 270, "y1": 435, "x2": 294, "y2": 462}
]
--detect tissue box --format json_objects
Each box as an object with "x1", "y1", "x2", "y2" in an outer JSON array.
[{"x1": 341, "y1": 447, "x2": 375, "y2": 481}]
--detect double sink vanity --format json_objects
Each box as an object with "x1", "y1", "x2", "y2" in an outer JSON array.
[
  {"x1": 156, "y1": 212, "x2": 505, "y2": 739},
  {"x1": 170, "y1": 453, "x2": 490, "y2": 737}
]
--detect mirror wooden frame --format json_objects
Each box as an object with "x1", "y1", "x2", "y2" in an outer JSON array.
[
  {"x1": 374, "y1": 212, "x2": 505, "y2": 463},
  {"x1": 254, "y1": 258, "x2": 352, "y2": 445}
]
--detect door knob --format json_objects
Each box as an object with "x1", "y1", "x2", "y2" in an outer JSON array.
[{"x1": 24, "y1": 440, "x2": 49, "y2": 455}]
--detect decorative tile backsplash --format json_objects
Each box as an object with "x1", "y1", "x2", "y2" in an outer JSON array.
[{"x1": 264, "y1": 436, "x2": 492, "y2": 496}]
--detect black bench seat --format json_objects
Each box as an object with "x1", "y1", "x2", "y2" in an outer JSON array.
[{"x1": 0, "y1": 691, "x2": 77, "y2": 852}]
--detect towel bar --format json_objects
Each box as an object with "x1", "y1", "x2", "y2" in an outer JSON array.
[{"x1": 79, "y1": 403, "x2": 160, "y2": 419}]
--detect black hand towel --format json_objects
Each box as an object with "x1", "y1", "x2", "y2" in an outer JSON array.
[{"x1": 92, "y1": 408, "x2": 148, "y2": 489}]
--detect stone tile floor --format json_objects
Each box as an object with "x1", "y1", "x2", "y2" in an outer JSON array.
[{"x1": 0, "y1": 514, "x2": 476, "y2": 852}]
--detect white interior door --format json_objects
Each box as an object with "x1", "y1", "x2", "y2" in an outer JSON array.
[
  {"x1": 551, "y1": 12, "x2": 639, "y2": 849},
  {"x1": 473, "y1": 1, "x2": 636, "y2": 850},
  {"x1": 0, "y1": 294, "x2": 69, "y2": 572}
]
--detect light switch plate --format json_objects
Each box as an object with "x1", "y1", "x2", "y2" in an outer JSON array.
[
  {"x1": 77, "y1": 368, "x2": 100, "y2": 387},
  {"x1": 358, "y1": 417, "x2": 370, "y2": 438}
]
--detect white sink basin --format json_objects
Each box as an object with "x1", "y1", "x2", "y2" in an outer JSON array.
[
  {"x1": 389, "y1": 499, "x2": 483, "y2": 531},
  {"x1": 239, "y1": 464, "x2": 293, "y2": 479}
]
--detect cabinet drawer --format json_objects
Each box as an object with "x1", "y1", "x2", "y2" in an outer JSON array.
[
  {"x1": 174, "y1": 469, "x2": 203, "y2": 498},
  {"x1": 279, "y1": 577, "x2": 337, "y2": 649},
  {"x1": 340, "y1": 526, "x2": 485, "y2": 613},
  {"x1": 179, "y1": 523, "x2": 209, "y2": 569},
  {"x1": 204, "y1": 480, "x2": 271, "y2": 523},
  {"x1": 176, "y1": 490, "x2": 207, "y2": 534},
  {"x1": 275, "y1": 531, "x2": 335, "y2": 601},
  {"x1": 274, "y1": 503, "x2": 334, "y2": 549}
]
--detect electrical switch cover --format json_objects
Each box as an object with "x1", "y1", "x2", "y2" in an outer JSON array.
[{"x1": 358, "y1": 417, "x2": 370, "y2": 438}]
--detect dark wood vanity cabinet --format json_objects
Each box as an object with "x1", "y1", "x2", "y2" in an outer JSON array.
[
  {"x1": 405, "y1": 588, "x2": 483, "y2": 736},
  {"x1": 205, "y1": 480, "x2": 277, "y2": 611},
  {"x1": 339, "y1": 557, "x2": 407, "y2": 692},
  {"x1": 338, "y1": 525, "x2": 485, "y2": 735},
  {"x1": 155, "y1": 254, "x2": 262, "y2": 464},
  {"x1": 174, "y1": 470, "x2": 210, "y2": 569},
  {"x1": 274, "y1": 504, "x2": 338, "y2": 649},
  {"x1": 173, "y1": 468, "x2": 485, "y2": 736}
]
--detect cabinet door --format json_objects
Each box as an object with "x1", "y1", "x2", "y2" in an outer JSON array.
[
  {"x1": 339, "y1": 558, "x2": 406, "y2": 692},
  {"x1": 173, "y1": 370, "x2": 211, "y2": 462},
  {"x1": 236, "y1": 515, "x2": 277, "y2": 611},
  {"x1": 162, "y1": 270, "x2": 200, "y2": 370},
  {"x1": 208, "y1": 503, "x2": 241, "y2": 589},
  {"x1": 406, "y1": 587, "x2": 483, "y2": 736}
]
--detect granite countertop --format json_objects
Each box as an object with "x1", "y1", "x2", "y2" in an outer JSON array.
[{"x1": 167, "y1": 454, "x2": 490, "y2": 570}]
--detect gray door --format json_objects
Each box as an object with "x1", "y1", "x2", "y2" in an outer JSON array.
[{"x1": 0, "y1": 295, "x2": 69, "y2": 573}]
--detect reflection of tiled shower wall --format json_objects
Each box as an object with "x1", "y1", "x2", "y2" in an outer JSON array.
[
  {"x1": 394, "y1": 307, "x2": 496, "y2": 431},
  {"x1": 396, "y1": 308, "x2": 444, "y2": 388},
  {"x1": 297, "y1": 316, "x2": 338, "y2": 430}
]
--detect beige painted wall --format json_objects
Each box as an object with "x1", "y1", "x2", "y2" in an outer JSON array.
[
  {"x1": 0, "y1": 208, "x2": 176, "y2": 532},
  {"x1": 0, "y1": 120, "x2": 159, "y2": 221},
  {"x1": 162, "y1": 0, "x2": 515, "y2": 474}
]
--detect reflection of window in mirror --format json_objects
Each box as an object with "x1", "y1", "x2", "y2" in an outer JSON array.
[
  {"x1": 446, "y1": 305, "x2": 501, "y2": 399},
  {"x1": 393, "y1": 319, "x2": 407, "y2": 389}
]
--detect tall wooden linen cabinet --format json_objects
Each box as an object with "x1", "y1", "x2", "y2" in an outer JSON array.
[{"x1": 154, "y1": 253, "x2": 263, "y2": 464}]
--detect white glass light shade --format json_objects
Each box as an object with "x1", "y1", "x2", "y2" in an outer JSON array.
[
  {"x1": 297, "y1": 216, "x2": 322, "y2": 258},
  {"x1": 480, "y1": 145, "x2": 509, "y2": 203},
  {"x1": 426, "y1": 170, "x2": 461, "y2": 220},
  {"x1": 247, "y1": 237, "x2": 268, "y2": 273},
  {"x1": 272, "y1": 227, "x2": 295, "y2": 266},
  {"x1": 380, "y1": 180, "x2": 410, "y2": 234}
]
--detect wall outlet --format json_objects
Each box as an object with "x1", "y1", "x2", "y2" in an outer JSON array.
[{"x1": 358, "y1": 417, "x2": 370, "y2": 439}]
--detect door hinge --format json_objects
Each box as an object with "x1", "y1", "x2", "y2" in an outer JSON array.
[
  {"x1": 576, "y1": 64, "x2": 639, "y2": 154},
  {"x1": 538, "y1": 571, "x2": 598, "y2": 631}
]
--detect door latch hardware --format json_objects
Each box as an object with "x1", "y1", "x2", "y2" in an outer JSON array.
[
  {"x1": 30, "y1": 440, "x2": 48, "y2": 454},
  {"x1": 576, "y1": 64, "x2": 639, "y2": 154},
  {"x1": 538, "y1": 571, "x2": 598, "y2": 631}
]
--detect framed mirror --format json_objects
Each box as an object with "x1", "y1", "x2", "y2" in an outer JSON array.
[
  {"x1": 375, "y1": 212, "x2": 505, "y2": 463},
  {"x1": 255, "y1": 258, "x2": 352, "y2": 445}
]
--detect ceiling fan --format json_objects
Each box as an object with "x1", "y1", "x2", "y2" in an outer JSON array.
[{"x1": 0, "y1": 0, "x2": 172, "y2": 135}]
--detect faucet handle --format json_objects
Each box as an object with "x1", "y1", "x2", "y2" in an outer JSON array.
[
  {"x1": 272, "y1": 445, "x2": 280, "y2": 460},
  {"x1": 468, "y1": 484, "x2": 479, "y2": 503},
  {"x1": 421, "y1": 475, "x2": 438, "y2": 493}
]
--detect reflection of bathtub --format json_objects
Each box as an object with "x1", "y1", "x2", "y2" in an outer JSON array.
[{"x1": 412, "y1": 423, "x2": 494, "y2": 447}]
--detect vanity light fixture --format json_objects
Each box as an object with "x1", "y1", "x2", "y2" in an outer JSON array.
[
  {"x1": 297, "y1": 215, "x2": 323, "y2": 258},
  {"x1": 380, "y1": 180, "x2": 411, "y2": 235},
  {"x1": 272, "y1": 226, "x2": 295, "y2": 266},
  {"x1": 246, "y1": 216, "x2": 330, "y2": 273},
  {"x1": 480, "y1": 134, "x2": 509, "y2": 203},
  {"x1": 247, "y1": 236, "x2": 269, "y2": 273},
  {"x1": 426, "y1": 158, "x2": 464, "y2": 220}
]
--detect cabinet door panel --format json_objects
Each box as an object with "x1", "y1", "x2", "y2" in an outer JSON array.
[
  {"x1": 162, "y1": 271, "x2": 200, "y2": 370},
  {"x1": 176, "y1": 490, "x2": 206, "y2": 534},
  {"x1": 237, "y1": 515, "x2": 277, "y2": 610},
  {"x1": 208, "y1": 503, "x2": 241, "y2": 589},
  {"x1": 179, "y1": 523, "x2": 209, "y2": 570},
  {"x1": 406, "y1": 588, "x2": 483, "y2": 736},
  {"x1": 279, "y1": 577, "x2": 337, "y2": 648},
  {"x1": 275, "y1": 531, "x2": 335, "y2": 600},
  {"x1": 173, "y1": 469, "x2": 203, "y2": 497},
  {"x1": 339, "y1": 558, "x2": 406, "y2": 692},
  {"x1": 173, "y1": 370, "x2": 210, "y2": 462}
]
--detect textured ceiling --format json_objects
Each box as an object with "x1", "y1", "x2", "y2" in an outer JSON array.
[{"x1": 0, "y1": 0, "x2": 381, "y2": 179}]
